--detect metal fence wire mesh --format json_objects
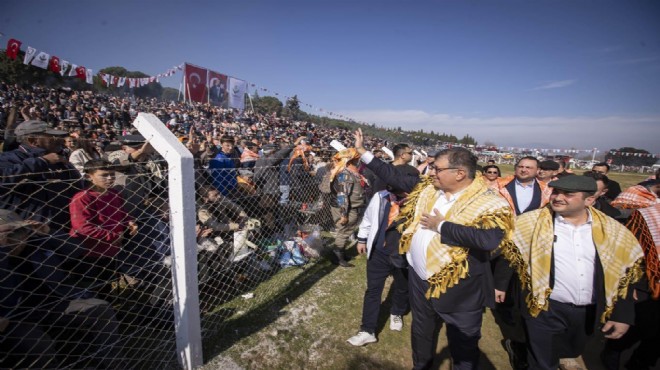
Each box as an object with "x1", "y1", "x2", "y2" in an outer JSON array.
[{"x1": 0, "y1": 145, "x2": 335, "y2": 369}]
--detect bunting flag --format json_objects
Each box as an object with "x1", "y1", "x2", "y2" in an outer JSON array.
[
  {"x1": 23, "y1": 46, "x2": 36, "y2": 65},
  {"x1": 49, "y1": 56, "x2": 61, "y2": 73},
  {"x1": 85, "y1": 69, "x2": 94, "y2": 84},
  {"x1": 6, "y1": 38, "x2": 21, "y2": 60},
  {"x1": 100, "y1": 73, "x2": 111, "y2": 86},
  {"x1": 117, "y1": 77, "x2": 126, "y2": 87},
  {"x1": 68, "y1": 64, "x2": 78, "y2": 77},
  {"x1": 59, "y1": 60, "x2": 70, "y2": 76},
  {"x1": 128, "y1": 78, "x2": 136, "y2": 88},
  {"x1": 31, "y1": 51, "x2": 50, "y2": 69},
  {"x1": 75, "y1": 66, "x2": 86, "y2": 79}
]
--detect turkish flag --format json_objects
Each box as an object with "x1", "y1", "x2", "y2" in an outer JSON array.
[
  {"x1": 184, "y1": 63, "x2": 208, "y2": 103},
  {"x1": 49, "y1": 56, "x2": 61, "y2": 73},
  {"x1": 6, "y1": 38, "x2": 21, "y2": 60},
  {"x1": 75, "y1": 66, "x2": 86, "y2": 79}
]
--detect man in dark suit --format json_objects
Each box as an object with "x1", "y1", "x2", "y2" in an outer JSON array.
[
  {"x1": 354, "y1": 129, "x2": 514, "y2": 370},
  {"x1": 503, "y1": 175, "x2": 644, "y2": 370},
  {"x1": 494, "y1": 156, "x2": 552, "y2": 369},
  {"x1": 592, "y1": 162, "x2": 622, "y2": 201}
]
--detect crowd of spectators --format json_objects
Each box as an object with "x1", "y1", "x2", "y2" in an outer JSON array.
[{"x1": 0, "y1": 82, "x2": 400, "y2": 368}]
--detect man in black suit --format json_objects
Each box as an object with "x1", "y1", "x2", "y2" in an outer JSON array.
[
  {"x1": 592, "y1": 162, "x2": 622, "y2": 201},
  {"x1": 354, "y1": 129, "x2": 514, "y2": 370},
  {"x1": 503, "y1": 175, "x2": 644, "y2": 370}
]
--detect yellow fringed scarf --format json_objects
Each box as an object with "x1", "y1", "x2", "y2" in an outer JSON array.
[
  {"x1": 502, "y1": 205, "x2": 645, "y2": 322},
  {"x1": 396, "y1": 174, "x2": 514, "y2": 298}
]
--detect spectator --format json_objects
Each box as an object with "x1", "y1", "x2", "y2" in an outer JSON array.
[
  {"x1": 320, "y1": 148, "x2": 367, "y2": 267},
  {"x1": 68, "y1": 135, "x2": 105, "y2": 175},
  {"x1": 481, "y1": 164, "x2": 501, "y2": 189},
  {"x1": 208, "y1": 135, "x2": 238, "y2": 196},
  {"x1": 0, "y1": 120, "x2": 82, "y2": 232},
  {"x1": 69, "y1": 159, "x2": 137, "y2": 282},
  {"x1": 0, "y1": 208, "x2": 121, "y2": 369}
]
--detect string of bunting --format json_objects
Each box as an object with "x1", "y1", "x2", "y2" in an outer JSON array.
[
  {"x1": 3, "y1": 34, "x2": 182, "y2": 87},
  {"x1": 3, "y1": 33, "x2": 658, "y2": 158}
]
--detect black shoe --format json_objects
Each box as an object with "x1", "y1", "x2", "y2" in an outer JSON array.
[
  {"x1": 338, "y1": 260, "x2": 355, "y2": 268},
  {"x1": 504, "y1": 339, "x2": 528, "y2": 370}
]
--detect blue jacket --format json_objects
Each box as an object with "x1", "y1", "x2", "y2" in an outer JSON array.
[{"x1": 208, "y1": 151, "x2": 237, "y2": 195}]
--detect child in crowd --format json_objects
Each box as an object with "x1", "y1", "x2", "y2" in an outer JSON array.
[{"x1": 69, "y1": 159, "x2": 137, "y2": 281}]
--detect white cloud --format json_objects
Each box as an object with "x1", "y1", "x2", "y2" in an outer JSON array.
[
  {"x1": 338, "y1": 109, "x2": 660, "y2": 152},
  {"x1": 532, "y1": 79, "x2": 576, "y2": 90}
]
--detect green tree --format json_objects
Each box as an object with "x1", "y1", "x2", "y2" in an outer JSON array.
[
  {"x1": 283, "y1": 95, "x2": 302, "y2": 120},
  {"x1": 252, "y1": 95, "x2": 283, "y2": 116},
  {"x1": 605, "y1": 147, "x2": 656, "y2": 167}
]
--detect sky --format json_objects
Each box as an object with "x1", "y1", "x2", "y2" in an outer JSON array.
[{"x1": 2, "y1": 0, "x2": 660, "y2": 154}]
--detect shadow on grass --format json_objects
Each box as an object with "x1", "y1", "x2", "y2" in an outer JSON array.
[
  {"x1": 200, "y1": 255, "x2": 339, "y2": 363},
  {"x1": 344, "y1": 353, "x2": 408, "y2": 370}
]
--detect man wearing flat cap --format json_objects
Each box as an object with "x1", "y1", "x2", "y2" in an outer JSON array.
[
  {"x1": 537, "y1": 160, "x2": 560, "y2": 183},
  {"x1": 0, "y1": 120, "x2": 82, "y2": 232},
  {"x1": 500, "y1": 175, "x2": 645, "y2": 370}
]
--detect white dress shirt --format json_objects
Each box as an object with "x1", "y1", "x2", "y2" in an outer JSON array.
[
  {"x1": 549, "y1": 212, "x2": 596, "y2": 305},
  {"x1": 514, "y1": 178, "x2": 536, "y2": 213},
  {"x1": 407, "y1": 188, "x2": 467, "y2": 281}
]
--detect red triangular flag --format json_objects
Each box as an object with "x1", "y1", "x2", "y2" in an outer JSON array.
[
  {"x1": 49, "y1": 56, "x2": 61, "y2": 73},
  {"x1": 75, "y1": 66, "x2": 86, "y2": 79},
  {"x1": 6, "y1": 38, "x2": 21, "y2": 60}
]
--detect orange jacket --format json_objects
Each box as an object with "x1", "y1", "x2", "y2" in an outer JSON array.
[{"x1": 496, "y1": 175, "x2": 551, "y2": 215}]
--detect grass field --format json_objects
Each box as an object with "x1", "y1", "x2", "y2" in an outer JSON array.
[{"x1": 199, "y1": 166, "x2": 649, "y2": 370}]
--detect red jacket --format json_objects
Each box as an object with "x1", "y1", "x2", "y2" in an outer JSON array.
[{"x1": 69, "y1": 188, "x2": 131, "y2": 258}]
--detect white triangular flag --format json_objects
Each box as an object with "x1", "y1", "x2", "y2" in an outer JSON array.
[
  {"x1": 23, "y1": 46, "x2": 36, "y2": 65},
  {"x1": 68, "y1": 64, "x2": 78, "y2": 77},
  {"x1": 60, "y1": 60, "x2": 70, "y2": 76},
  {"x1": 31, "y1": 51, "x2": 50, "y2": 69},
  {"x1": 85, "y1": 69, "x2": 93, "y2": 84},
  {"x1": 117, "y1": 77, "x2": 126, "y2": 87}
]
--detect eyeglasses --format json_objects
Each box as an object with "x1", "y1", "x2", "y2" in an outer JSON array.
[{"x1": 428, "y1": 165, "x2": 459, "y2": 172}]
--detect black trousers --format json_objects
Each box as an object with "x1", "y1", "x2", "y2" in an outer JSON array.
[
  {"x1": 359, "y1": 250, "x2": 409, "y2": 334},
  {"x1": 409, "y1": 266, "x2": 483, "y2": 370},
  {"x1": 524, "y1": 299, "x2": 596, "y2": 370}
]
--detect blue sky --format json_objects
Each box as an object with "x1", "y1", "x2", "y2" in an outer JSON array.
[{"x1": 3, "y1": 0, "x2": 660, "y2": 153}]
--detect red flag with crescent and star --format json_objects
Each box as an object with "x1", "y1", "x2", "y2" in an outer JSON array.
[
  {"x1": 75, "y1": 66, "x2": 86, "y2": 79},
  {"x1": 184, "y1": 63, "x2": 208, "y2": 103},
  {"x1": 49, "y1": 56, "x2": 61, "y2": 73},
  {"x1": 6, "y1": 38, "x2": 22, "y2": 60}
]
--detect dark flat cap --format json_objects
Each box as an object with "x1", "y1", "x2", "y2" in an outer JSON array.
[
  {"x1": 120, "y1": 134, "x2": 146, "y2": 147},
  {"x1": 549, "y1": 175, "x2": 597, "y2": 193},
  {"x1": 539, "y1": 160, "x2": 560, "y2": 171},
  {"x1": 15, "y1": 120, "x2": 68, "y2": 137}
]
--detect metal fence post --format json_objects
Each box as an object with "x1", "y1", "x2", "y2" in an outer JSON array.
[{"x1": 133, "y1": 113, "x2": 203, "y2": 369}]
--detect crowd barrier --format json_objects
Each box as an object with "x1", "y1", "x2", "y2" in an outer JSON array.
[{"x1": 0, "y1": 114, "x2": 334, "y2": 369}]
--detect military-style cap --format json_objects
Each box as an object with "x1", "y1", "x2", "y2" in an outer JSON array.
[
  {"x1": 548, "y1": 175, "x2": 597, "y2": 193},
  {"x1": 539, "y1": 160, "x2": 560, "y2": 171}
]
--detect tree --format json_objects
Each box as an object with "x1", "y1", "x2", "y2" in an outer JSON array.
[
  {"x1": 605, "y1": 147, "x2": 656, "y2": 167},
  {"x1": 283, "y1": 95, "x2": 301, "y2": 120},
  {"x1": 252, "y1": 95, "x2": 283, "y2": 116}
]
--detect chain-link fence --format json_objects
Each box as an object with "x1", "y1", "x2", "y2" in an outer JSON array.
[{"x1": 0, "y1": 118, "x2": 337, "y2": 368}]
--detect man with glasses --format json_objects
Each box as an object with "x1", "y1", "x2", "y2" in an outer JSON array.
[{"x1": 354, "y1": 129, "x2": 514, "y2": 369}]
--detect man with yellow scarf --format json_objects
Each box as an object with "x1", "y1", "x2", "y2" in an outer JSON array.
[
  {"x1": 501, "y1": 175, "x2": 645, "y2": 370},
  {"x1": 380, "y1": 140, "x2": 515, "y2": 369}
]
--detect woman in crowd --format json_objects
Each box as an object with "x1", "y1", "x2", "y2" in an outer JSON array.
[{"x1": 482, "y1": 164, "x2": 501, "y2": 188}]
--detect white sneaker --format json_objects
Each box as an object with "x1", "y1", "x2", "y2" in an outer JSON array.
[
  {"x1": 347, "y1": 331, "x2": 377, "y2": 346},
  {"x1": 390, "y1": 315, "x2": 403, "y2": 331}
]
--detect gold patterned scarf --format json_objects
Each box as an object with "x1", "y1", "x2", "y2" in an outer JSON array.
[
  {"x1": 396, "y1": 174, "x2": 514, "y2": 298},
  {"x1": 502, "y1": 205, "x2": 644, "y2": 322}
]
